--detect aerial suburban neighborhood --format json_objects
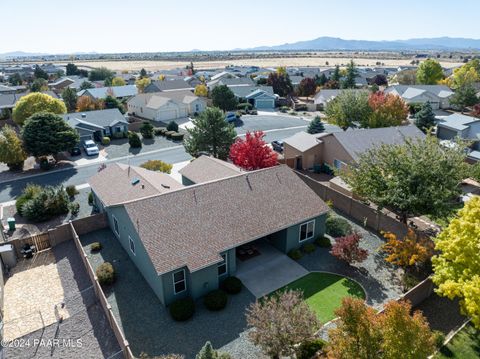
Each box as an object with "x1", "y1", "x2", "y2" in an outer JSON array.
[{"x1": 0, "y1": 1, "x2": 479, "y2": 358}]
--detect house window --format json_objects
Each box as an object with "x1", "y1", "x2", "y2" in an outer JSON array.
[
  {"x1": 129, "y1": 236, "x2": 135, "y2": 255},
  {"x1": 299, "y1": 220, "x2": 315, "y2": 242},
  {"x1": 112, "y1": 215, "x2": 119, "y2": 237},
  {"x1": 333, "y1": 159, "x2": 345, "y2": 170},
  {"x1": 195, "y1": 104, "x2": 200, "y2": 112},
  {"x1": 218, "y1": 253, "x2": 227, "y2": 277},
  {"x1": 173, "y1": 269, "x2": 186, "y2": 294}
]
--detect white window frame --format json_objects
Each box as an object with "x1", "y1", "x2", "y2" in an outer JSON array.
[
  {"x1": 299, "y1": 220, "x2": 315, "y2": 243},
  {"x1": 128, "y1": 235, "x2": 136, "y2": 255},
  {"x1": 333, "y1": 159, "x2": 346, "y2": 170},
  {"x1": 218, "y1": 253, "x2": 228, "y2": 277},
  {"x1": 112, "y1": 214, "x2": 120, "y2": 237},
  {"x1": 173, "y1": 269, "x2": 187, "y2": 295}
]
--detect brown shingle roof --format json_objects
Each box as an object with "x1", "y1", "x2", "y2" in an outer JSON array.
[
  {"x1": 179, "y1": 156, "x2": 243, "y2": 183},
  {"x1": 123, "y1": 165, "x2": 329, "y2": 274},
  {"x1": 89, "y1": 163, "x2": 183, "y2": 206}
]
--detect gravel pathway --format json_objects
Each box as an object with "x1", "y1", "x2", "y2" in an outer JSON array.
[{"x1": 3, "y1": 241, "x2": 120, "y2": 358}]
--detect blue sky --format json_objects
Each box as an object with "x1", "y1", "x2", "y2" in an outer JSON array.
[{"x1": 1, "y1": 0, "x2": 479, "y2": 53}]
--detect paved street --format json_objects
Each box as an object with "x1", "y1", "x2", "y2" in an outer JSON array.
[{"x1": 0, "y1": 115, "x2": 340, "y2": 203}]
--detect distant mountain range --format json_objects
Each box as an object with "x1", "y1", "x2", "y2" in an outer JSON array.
[
  {"x1": 0, "y1": 51, "x2": 98, "y2": 58},
  {"x1": 246, "y1": 36, "x2": 480, "y2": 51}
]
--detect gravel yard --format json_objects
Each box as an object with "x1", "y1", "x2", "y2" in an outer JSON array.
[{"x1": 2, "y1": 240, "x2": 120, "y2": 359}]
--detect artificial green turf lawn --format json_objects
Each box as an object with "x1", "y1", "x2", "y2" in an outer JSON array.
[
  {"x1": 274, "y1": 272, "x2": 366, "y2": 323},
  {"x1": 436, "y1": 323, "x2": 480, "y2": 359}
]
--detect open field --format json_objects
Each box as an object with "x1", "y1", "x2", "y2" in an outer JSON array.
[{"x1": 58, "y1": 57, "x2": 465, "y2": 71}]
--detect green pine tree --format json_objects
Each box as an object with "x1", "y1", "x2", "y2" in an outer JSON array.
[
  {"x1": 342, "y1": 60, "x2": 358, "y2": 89},
  {"x1": 307, "y1": 116, "x2": 325, "y2": 134},
  {"x1": 414, "y1": 102, "x2": 436, "y2": 133}
]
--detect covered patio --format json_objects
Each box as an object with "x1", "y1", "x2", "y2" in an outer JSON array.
[{"x1": 235, "y1": 240, "x2": 308, "y2": 298}]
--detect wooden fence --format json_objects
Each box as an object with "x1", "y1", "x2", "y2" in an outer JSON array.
[{"x1": 69, "y1": 221, "x2": 134, "y2": 359}]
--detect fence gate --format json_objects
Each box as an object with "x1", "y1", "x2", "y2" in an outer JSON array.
[{"x1": 31, "y1": 233, "x2": 51, "y2": 252}]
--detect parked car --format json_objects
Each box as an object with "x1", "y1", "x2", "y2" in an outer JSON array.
[
  {"x1": 70, "y1": 146, "x2": 81, "y2": 156},
  {"x1": 271, "y1": 140, "x2": 284, "y2": 153},
  {"x1": 225, "y1": 112, "x2": 237, "y2": 123},
  {"x1": 83, "y1": 140, "x2": 99, "y2": 156}
]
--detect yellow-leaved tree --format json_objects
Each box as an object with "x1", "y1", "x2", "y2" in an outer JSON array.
[
  {"x1": 135, "y1": 77, "x2": 151, "y2": 93},
  {"x1": 111, "y1": 77, "x2": 126, "y2": 86},
  {"x1": 194, "y1": 84, "x2": 208, "y2": 97},
  {"x1": 13, "y1": 92, "x2": 66, "y2": 126},
  {"x1": 432, "y1": 196, "x2": 480, "y2": 329}
]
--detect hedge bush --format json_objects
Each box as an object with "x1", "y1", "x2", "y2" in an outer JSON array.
[
  {"x1": 203, "y1": 290, "x2": 228, "y2": 311},
  {"x1": 101, "y1": 136, "x2": 111, "y2": 145},
  {"x1": 154, "y1": 127, "x2": 166, "y2": 136},
  {"x1": 165, "y1": 130, "x2": 176, "y2": 139},
  {"x1": 171, "y1": 132, "x2": 184, "y2": 142},
  {"x1": 140, "y1": 121, "x2": 154, "y2": 139},
  {"x1": 65, "y1": 185, "x2": 78, "y2": 197},
  {"x1": 96, "y1": 262, "x2": 115, "y2": 286},
  {"x1": 220, "y1": 276, "x2": 242, "y2": 294},
  {"x1": 325, "y1": 216, "x2": 353, "y2": 237},
  {"x1": 166, "y1": 121, "x2": 179, "y2": 132},
  {"x1": 140, "y1": 160, "x2": 173, "y2": 174},
  {"x1": 112, "y1": 131, "x2": 127, "y2": 139},
  {"x1": 88, "y1": 192, "x2": 94, "y2": 205},
  {"x1": 237, "y1": 102, "x2": 253, "y2": 110},
  {"x1": 315, "y1": 235, "x2": 332, "y2": 248},
  {"x1": 288, "y1": 249, "x2": 303, "y2": 260},
  {"x1": 296, "y1": 339, "x2": 326, "y2": 359},
  {"x1": 69, "y1": 202, "x2": 80, "y2": 216},
  {"x1": 302, "y1": 243, "x2": 316, "y2": 254},
  {"x1": 128, "y1": 131, "x2": 142, "y2": 148},
  {"x1": 20, "y1": 185, "x2": 70, "y2": 222},
  {"x1": 169, "y1": 297, "x2": 195, "y2": 321},
  {"x1": 90, "y1": 242, "x2": 102, "y2": 252}
]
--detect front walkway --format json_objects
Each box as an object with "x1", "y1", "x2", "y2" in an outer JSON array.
[{"x1": 236, "y1": 240, "x2": 308, "y2": 298}]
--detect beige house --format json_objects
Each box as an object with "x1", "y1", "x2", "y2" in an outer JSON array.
[
  {"x1": 284, "y1": 126, "x2": 425, "y2": 171},
  {"x1": 127, "y1": 90, "x2": 206, "y2": 122}
]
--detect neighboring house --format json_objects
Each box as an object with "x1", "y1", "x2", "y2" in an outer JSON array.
[
  {"x1": 385, "y1": 85, "x2": 454, "y2": 109},
  {"x1": 48, "y1": 76, "x2": 76, "y2": 92},
  {"x1": 0, "y1": 92, "x2": 27, "y2": 110},
  {"x1": 437, "y1": 113, "x2": 480, "y2": 149},
  {"x1": 179, "y1": 155, "x2": 243, "y2": 185},
  {"x1": 245, "y1": 89, "x2": 277, "y2": 109},
  {"x1": 89, "y1": 162, "x2": 329, "y2": 306},
  {"x1": 209, "y1": 71, "x2": 238, "y2": 82},
  {"x1": 62, "y1": 108, "x2": 128, "y2": 142},
  {"x1": 127, "y1": 90, "x2": 206, "y2": 122},
  {"x1": 77, "y1": 85, "x2": 138, "y2": 100},
  {"x1": 207, "y1": 77, "x2": 255, "y2": 89},
  {"x1": 0, "y1": 84, "x2": 26, "y2": 94},
  {"x1": 143, "y1": 79, "x2": 193, "y2": 93},
  {"x1": 283, "y1": 125, "x2": 425, "y2": 170},
  {"x1": 289, "y1": 75, "x2": 304, "y2": 88},
  {"x1": 313, "y1": 89, "x2": 368, "y2": 110},
  {"x1": 230, "y1": 85, "x2": 274, "y2": 99}
]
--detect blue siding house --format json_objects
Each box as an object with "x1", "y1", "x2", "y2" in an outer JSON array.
[{"x1": 89, "y1": 161, "x2": 329, "y2": 306}]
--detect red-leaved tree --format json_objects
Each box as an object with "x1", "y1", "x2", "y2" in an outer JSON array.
[
  {"x1": 331, "y1": 232, "x2": 368, "y2": 264},
  {"x1": 297, "y1": 77, "x2": 317, "y2": 96},
  {"x1": 365, "y1": 91, "x2": 409, "y2": 128},
  {"x1": 229, "y1": 131, "x2": 278, "y2": 170}
]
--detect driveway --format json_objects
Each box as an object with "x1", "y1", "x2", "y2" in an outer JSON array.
[{"x1": 235, "y1": 240, "x2": 309, "y2": 298}]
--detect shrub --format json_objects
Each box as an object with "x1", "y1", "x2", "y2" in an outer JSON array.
[
  {"x1": 69, "y1": 202, "x2": 80, "y2": 216},
  {"x1": 250, "y1": 110, "x2": 258, "y2": 115},
  {"x1": 101, "y1": 136, "x2": 111, "y2": 145},
  {"x1": 325, "y1": 216, "x2": 353, "y2": 237},
  {"x1": 140, "y1": 121, "x2": 154, "y2": 139},
  {"x1": 96, "y1": 262, "x2": 115, "y2": 286},
  {"x1": 302, "y1": 243, "x2": 316, "y2": 254},
  {"x1": 169, "y1": 297, "x2": 195, "y2": 321},
  {"x1": 280, "y1": 106, "x2": 289, "y2": 113},
  {"x1": 315, "y1": 235, "x2": 332, "y2": 248},
  {"x1": 112, "y1": 132, "x2": 126, "y2": 139},
  {"x1": 88, "y1": 192, "x2": 94, "y2": 205},
  {"x1": 128, "y1": 131, "x2": 142, "y2": 148},
  {"x1": 220, "y1": 276, "x2": 242, "y2": 294},
  {"x1": 433, "y1": 330, "x2": 445, "y2": 348},
  {"x1": 296, "y1": 339, "x2": 326, "y2": 359},
  {"x1": 171, "y1": 132, "x2": 184, "y2": 142},
  {"x1": 402, "y1": 272, "x2": 420, "y2": 291},
  {"x1": 331, "y1": 233, "x2": 368, "y2": 264},
  {"x1": 165, "y1": 130, "x2": 176, "y2": 139},
  {"x1": 154, "y1": 127, "x2": 166, "y2": 136},
  {"x1": 203, "y1": 290, "x2": 228, "y2": 311},
  {"x1": 16, "y1": 194, "x2": 31, "y2": 216},
  {"x1": 39, "y1": 157, "x2": 53, "y2": 171},
  {"x1": 65, "y1": 185, "x2": 78, "y2": 197},
  {"x1": 140, "y1": 160, "x2": 173, "y2": 174},
  {"x1": 90, "y1": 242, "x2": 102, "y2": 252},
  {"x1": 166, "y1": 121, "x2": 179, "y2": 132},
  {"x1": 288, "y1": 248, "x2": 303, "y2": 260},
  {"x1": 21, "y1": 185, "x2": 70, "y2": 222},
  {"x1": 237, "y1": 102, "x2": 253, "y2": 110}
]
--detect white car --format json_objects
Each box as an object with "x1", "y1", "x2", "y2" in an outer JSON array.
[{"x1": 83, "y1": 140, "x2": 99, "y2": 156}]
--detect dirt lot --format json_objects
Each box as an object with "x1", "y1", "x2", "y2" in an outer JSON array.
[{"x1": 64, "y1": 57, "x2": 464, "y2": 72}]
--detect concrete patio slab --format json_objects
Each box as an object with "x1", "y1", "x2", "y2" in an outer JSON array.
[{"x1": 236, "y1": 240, "x2": 309, "y2": 298}]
